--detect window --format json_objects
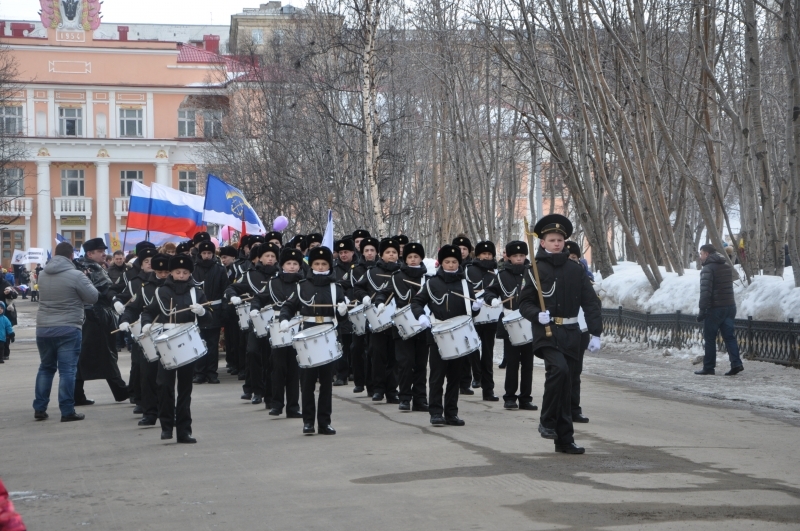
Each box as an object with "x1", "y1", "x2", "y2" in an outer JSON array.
[
  {"x1": 0, "y1": 169, "x2": 24, "y2": 197},
  {"x1": 1, "y1": 230, "x2": 25, "y2": 265},
  {"x1": 61, "y1": 169, "x2": 85, "y2": 196},
  {"x1": 61, "y1": 230, "x2": 85, "y2": 250},
  {"x1": 251, "y1": 29, "x2": 264, "y2": 44},
  {"x1": 0, "y1": 106, "x2": 23, "y2": 134},
  {"x1": 178, "y1": 110, "x2": 196, "y2": 137},
  {"x1": 119, "y1": 108, "x2": 143, "y2": 137},
  {"x1": 59, "y1": 108, "x2": 83, "y2": 137},
  {"x1": 120, "y1": 170, "x2": 143, "y2": 197},
  {"x1": 203, "y1": 110, "x2": 223, "y2": 138},
  {"x1": 178, "y1": 171, "x2": 197, "y2": 194}
]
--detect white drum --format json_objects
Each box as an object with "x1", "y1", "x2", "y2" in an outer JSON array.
[
  {"x1": 293, "y1": 324, "x2": 343, "y2": 368},
  {"x1": 235, "y1": 301, "x2": 252, "y2": 330},
  {"x1": 348, "y1": 304, "x2": 368, "y2": 335},
  {"x1": 251, "y1": 307, "x2": 274, "y2": 338},
  {"x1": 473, "y1": 301, "x2": 503, "y2": 325},
  {"x1": 269, "y1": 315, "x2": 303, "y2": 348},
  {"x1": 366, "y1": 299, "x2": 396, "y2": 333},
  {"x1": 503, "y1": 310, "x2": 534, "y2": 346},
  {"x1": 431, "y1": 315, "x2": 481, "y2": 360},
  {"x1": 137, "y1": 323, "x2": 164, "y2": 363},
  {"x1": 155, "y1": 323, "x2": 207, "y2": 370},
  {"x1": 392, "y1": 305, "x2": 425, "y2": 340},
  {"x1": 130, "y1": 321, "x2": 142, "y2": 338}
]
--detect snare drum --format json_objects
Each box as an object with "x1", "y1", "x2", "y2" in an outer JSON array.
[
  {"x1": 251, "y1": 307, "x2": 274, "y2": 338},
  {"x1": 473, "y1": 302, "x2": 503, "y2": 325},
  {"x1": 292, "y1": 324, "x2": 343, "y2": 368},
  {"x1": 154, "y1": 323, "x2": 207, "y2": 370},
  {"x1": 365, "y1": 299, "x2": 396, "y2": 333},
  {"x1": 392, "y1": 305, "x2": 425, "y2": 340},
  {"x1": 431, "y1": 315, "x2": 481, "y2": 360},
  {"x1": 130, "y1": 321, "x2": 142, "y2": 338},
  {"x1": 269, "y1": 315, "x2": 303, "y2": 348},
  {"x1": 502, "y1": 310, "x2": 534, "y2": 346},
  {"x1": 348, "y1": 304, "x2": 368, "y2": 336},
  {"x1": 235, "y1": 301, "x2": 252, "y2": 330},
  {"x1": 137, "y1": 323, "x2": 164, "y2": 362}
]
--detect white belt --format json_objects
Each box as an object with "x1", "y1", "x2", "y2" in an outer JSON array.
[
  {"x1": 303, "y1": 317, "x2": 334, "y2": 324},
  {"x1": 551, "y1": 317, "x2": 579, "y2": 325}
]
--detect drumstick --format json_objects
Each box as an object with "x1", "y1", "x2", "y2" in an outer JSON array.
[
  {"x1": 111, "y1": 319, "x2": 138, "y2": 335},
  {"x1": 451, "y1": 292, "x2": 477, "y2": 303},
  {"x1": 402, "y1": 279, "x2": 422, "y2": 287},
  {"x1": 228, "y1": 294, "x2": 255, "y2": 304},
  {"x1": 170, "y1": 300, "x2": 216, "y2": 316}
]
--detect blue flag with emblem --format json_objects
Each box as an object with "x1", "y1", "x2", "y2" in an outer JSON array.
[{"x1": 202, "y1": 175, "x2": 267, "y2": 235}]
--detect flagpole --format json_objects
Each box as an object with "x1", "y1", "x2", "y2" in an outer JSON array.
[{"x1": 144, "y1": 182, "x2": 154, "y2": 242}]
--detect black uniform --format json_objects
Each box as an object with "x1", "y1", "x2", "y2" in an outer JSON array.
[
  {"x1": 464, "y1": 259, "x2": 499, "y2": 397},
  {"x1": 222, "y1": 259, "x2": 243, "y2": 374},
  {"x1": 353, "y1": 259, "x2": 402, "y2": 402},
  {"x1": 141, "y1": 278, "x2": 211, "y2": 437},
  {"x1": 278, "y1": 273, "x2": 347, "y2": 429},
  {"x1": 252, "y1": 271, "x2": 302, "y2": 415},
  {"x1": 224, "y1": 263, "x2": 278, "y2": 402},
  {"x1": 349, "y1": 257, "x2": 375, "y2": 393},
  {"x1": 332, "y1": 257, "x2": 357, "y2": 385},
  {"x1": 484, "y1": 261, "x2": 535, "y2": 407},
  {"x1": 113, "y1": 266, "x2": 151, "y2": 407},
  {"x1": 192, "y1": 258, "x2": 229, "y2": 382},
  {"x1": 518, "y1": 249, "x2": 602, "y2": 446},
  {"x1": 410, "y1": 267, "x2": 479, "y2": 421},
  {"x1": 107, "y1": 262, "x2": 128, "y2": 286}
]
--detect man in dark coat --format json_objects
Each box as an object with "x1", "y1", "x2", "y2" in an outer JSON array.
[
  {"x1": 695, "y1": 245, "x2": 743, "y2": 376},
  {"x1": 74, "y1": 238, "x2": 130, "y2": 405},
  {"x1": 332, "y1": 238, "x2": 357, "y2": 386},
  {"x1": 519, "y1": 215, "x2": 602, "y2": 454},
  {"x1": 192, "y1": 241, "x2": 230, "y2": 384}
]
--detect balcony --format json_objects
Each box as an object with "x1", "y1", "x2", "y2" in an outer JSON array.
[
  {"x1": 53, "y1": 197, "x2": 93, "y2": 219},
  {"x1": 114, "y1": 197, "x2": 129, "y2": 218},
  {"x1": 0, "y1": 197, "x2": 33, "y2": 218}
]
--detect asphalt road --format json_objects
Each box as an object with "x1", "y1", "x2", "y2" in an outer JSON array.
[{"x1": 2, "y1": 302, "x2": 799, "y2": 530}]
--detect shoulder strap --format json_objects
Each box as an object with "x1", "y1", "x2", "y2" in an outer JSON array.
[
  {"x1": 190, "y1": 287, "x2": 198, "y2": 324},
  {"x1": 461, "y1": 279, "x2": 470, "y2": 308},
  {"x1": 330, "y1": 282, "x2": 338, "y2": 328}
]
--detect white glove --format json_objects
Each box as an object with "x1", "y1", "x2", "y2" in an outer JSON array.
[
  {"x1": 588, "y1": 336, "x2": 601, "y2": 352},
  {"x1": 362, "y1": 296, "x2": 371, "y2": 306},
  {"x1": 418, "y1": 315, "x2": 431, "y2": 329},
  {"x1": 118, "y1": 321, "x2": 130, "y2": 332},
  {"x1": 114, "y1": 301, "x2": 126, "y2": 315},
  {"x1": 337, "y1": 302, "x2": 348, "y2": 316},
  {"x1": 376, "y1": 303, "x2": 385, "y2": 314},
  {"x1": 230, "y1": 296, "x2": 242, "y2": 306},
  {"x1": 471, "y1": 299, "x2": 484, "y2": 312},
  {"x1": 490, "y1": 297, "x2": 502, "y2": 308},
  {"x1": 279, "y1": 319, "x2": 290, "y2": 331},
  {"x1": 538, "y1": 311, "x2": 551, "y2": 325},
  {"x1": 250, "y1": 309, "x2": 259, "y2": 318},
  {"x1": 142, "y1": 323, "x2": 152, "y2": 335},
  {"x1": 190, "y1": 303, "x2": 206, "y2": 316}
]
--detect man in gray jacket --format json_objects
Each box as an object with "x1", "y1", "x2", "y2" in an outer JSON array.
[{"x1": 32, "y1": 242, "x2": 98, "y2": 422}]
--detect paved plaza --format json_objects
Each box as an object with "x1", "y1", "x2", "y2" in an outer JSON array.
[{"x1": 2, "y1": 303, "x2": 799, "y2": 530}]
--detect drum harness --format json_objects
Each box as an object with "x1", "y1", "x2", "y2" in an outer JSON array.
[{"x1": 524, "y1": 269, "x2": 578, "y2": 325}]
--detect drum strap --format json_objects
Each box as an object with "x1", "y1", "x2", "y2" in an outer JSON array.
[
  {"x1": 461, "y1": 279, "x2": 471, "y2": 306},
  {"x1": 189, "y1": 288, "x2": 199, "y2": 325},
  {"x1": 330, "y1": 283, "x2": 338, "y2": 329}
]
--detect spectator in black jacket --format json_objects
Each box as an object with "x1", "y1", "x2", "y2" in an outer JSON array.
[{"x1": 695, "y1": 245, "x2": 743, "y2": 376}]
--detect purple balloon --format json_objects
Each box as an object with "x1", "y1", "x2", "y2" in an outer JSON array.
[{"x1": 273, "y1": 216, "x2": 289, "y2": 232}]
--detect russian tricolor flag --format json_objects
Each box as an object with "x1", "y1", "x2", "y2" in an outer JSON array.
[{"x1": 126, "y1": 182, "x2": 206, "y2": 238}]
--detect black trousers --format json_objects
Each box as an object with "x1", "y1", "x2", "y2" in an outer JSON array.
[
  {"x1": 74, "y1": 375, "x2": 129, "y2": 402},
  {"x1": 350, "y1": 333, "x2": 369, "y2": 388},
  {"x1": 572, "y1": 332, "x2": 590, "y2": 416},
  {"x1": 127, "y1": 344, "x2": 143, "y2": 403},
  {"x1": 536, "y1": 346, "x2": 575, "y2": 445},
  {"x1": 140, "y1": 355, "x2": 160, "y2": 420},
  {"x1": 335, "y1": 333, "x2": 352, "y2": 382},
  {"x1": 370, "y1": 329, "x2": 397, "y2": 397},
  {"x1": 428, "y1": 341, "x2": 461, "y2": 418},
  {"x1": 223, "y1": 321, "x2": 241, "y2": 370},
  {"x1": 245, "y1": 330, "x2": 272, "y2": 398},
  {"x1": 469, "y1": 324, "x2": 496, "y2": 396},
  {"x1": 157, "y1": 360, "x2": 195, "y2": 434},
  {"x1": 195, "y1": 327, "x2": 221, "y2": 380},
  {"x1": 503, "y1": 338, "x2": 534, "y2": 403},
  {"x1": 271, "y1": 346, "x2": 300, "y2": 413},
  {"x1": 301, "y1": 362, "x2": 333, "y2": 426},
  {"x1": 395, "y1": 333, "x2": 428, "y2": 402}
]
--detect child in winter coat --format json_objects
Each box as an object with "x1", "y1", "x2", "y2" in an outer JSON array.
[{"x1": 0, "y1": 302, "x2": 14, "y2": 362}]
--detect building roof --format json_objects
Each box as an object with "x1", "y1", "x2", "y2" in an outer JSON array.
[{"x1": 177, "y1": 43, "x2": 227, "y2": 64}]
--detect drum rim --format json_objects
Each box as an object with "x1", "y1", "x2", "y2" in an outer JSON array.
[
  {"x1": 153, "y1": 322, "x2": 197, "y2": 342},
  {"x1": 431, "y1": 314, "x2": 472, "y2": 332},
  {"x1": 292, "y1": 323, "x2": 335, "y2": 340}
]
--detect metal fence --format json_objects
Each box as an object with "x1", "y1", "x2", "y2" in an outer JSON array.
[{"x1": 601, "y1": 307, "x2": 800, "y2": 367}]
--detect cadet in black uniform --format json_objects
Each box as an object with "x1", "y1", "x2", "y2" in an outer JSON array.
[
  {"x1": 278, "y1": 246, "x2": 348, "y2": 435},
  {"x1": 394, "y1": 234, "x2": 409, "y2": 260},
  {"x1": 452, "y1": 236, "x2": 476, "y2": 395},
  {"x1": 350, "y1": 237, "x2": 378, "y2": 394},
  {"x1": 518, "y1": 215, "x2": 602, "y2": 454},
  {"x1": 388, "y1": 242, "x2": 430, "y2": 411},
  {"x1": 565, "y1": 240, "x2": 591, "y2": 424},
  {"x1": 332, "y1": 238, "x2": 357, "y2": 386},
  {"x1": 252, "y1": 247, "x2": 304, "y2": 418},
  {"x1": 464, "y1": 240, "x2": 500, "y2": 401},
  {"x1": 483, "y1": 241, "x2": 538, "y2": 411},
  {"x1": 141, "y1": 255, "x2": 211, "y2": 443},
  {"x1": 192, "y1": 240, "x2": 230, "y2": 384},
  {"x1": 218, "y1": 246, "x2": 241, "y2": 375},
  {"x1": 410, "y1": 245, "x2": 480, "y2": 426}
]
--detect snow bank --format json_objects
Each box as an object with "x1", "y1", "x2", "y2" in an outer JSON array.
[{"x1": 595, "y1": 262, "x2": 800, "y2": 322}]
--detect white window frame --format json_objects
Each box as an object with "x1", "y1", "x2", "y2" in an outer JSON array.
[
  {"x1": 203, "y1": 110, "x2": 223, "y2": 138},
  {"x1": 0, "y1": 168, "x2": 24, "y2": 197},
  {"x1": 120, "y1": 170, "x2": 143, "y2": 197},
  {"x1": 178, "y1": 170, "x2": 197, "y2": 194},
  {"x1": 251, "y1": 29, "x2": 264, "y2": 44},
  {"x1": 0, "y1": 106, "x2": 24, "y2": 135},
  {"x1": 119, "y1": 108, "x2": 143, "y2": 137},
  {"x1": 61, "y1": 169, "x2": 85, "y2": 196},
  {"x1": 58, "y1": 107, "x2": 83, "y2": 137},
  {"x1": 178, "y1": 110, "x2": 196, "y2": 138}
]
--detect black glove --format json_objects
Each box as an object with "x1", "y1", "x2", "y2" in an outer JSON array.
[
  {"x1": 696, "y1": 312, "x2": 706, "y2": 322},
  {"x1": 8, "y1": 332, "x2": 14, "y2": 343}
]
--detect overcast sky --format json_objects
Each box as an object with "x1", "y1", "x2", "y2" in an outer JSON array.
[{"x1": 0, "y1": 0, "x2": 307, "y2": 25}]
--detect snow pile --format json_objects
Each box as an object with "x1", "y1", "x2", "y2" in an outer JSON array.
[{"x1": 595, "y1": 262, "x2": 800, "y2": 322}]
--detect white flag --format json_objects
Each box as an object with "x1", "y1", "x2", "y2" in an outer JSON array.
[{"x1": 322, "y1": 209, "x2": 334, "y2": 251}]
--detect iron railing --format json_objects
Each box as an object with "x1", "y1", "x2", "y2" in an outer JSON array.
[{"x1": 601, "y1": 307, "x2": 800, "y2": 367}]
